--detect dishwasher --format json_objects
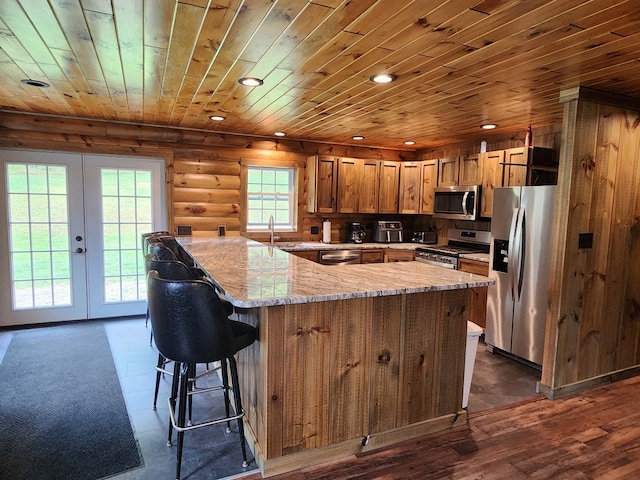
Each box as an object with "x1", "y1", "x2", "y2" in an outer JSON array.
[{"x1": 319, "y1": 250, "x2": 361, "y2": 265}]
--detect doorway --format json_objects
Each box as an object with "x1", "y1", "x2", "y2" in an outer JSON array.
[{"x1": 0, "y1": 149, "x2": 166, "y2": 326}]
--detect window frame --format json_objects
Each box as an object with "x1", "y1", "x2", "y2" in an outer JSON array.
[{"x1": 240, "y1": 158, "x2": 305, "y2": 241}]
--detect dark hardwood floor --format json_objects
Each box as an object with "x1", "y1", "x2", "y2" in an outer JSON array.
[{"x1": 245, "y1": 374, "x2": 640, "y2": 480}]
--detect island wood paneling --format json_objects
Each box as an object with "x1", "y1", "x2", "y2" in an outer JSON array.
[
  {"x1": 235, "y1": 289, "x2": 468, "y2": 477},
  {"x1": 541, "y1": 87, "x2": 640, "y2": 398}
]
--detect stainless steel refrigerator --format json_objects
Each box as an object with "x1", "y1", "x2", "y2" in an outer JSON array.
[{"x1": 485, "y1": 185, "x2": 557, "y2": 366}]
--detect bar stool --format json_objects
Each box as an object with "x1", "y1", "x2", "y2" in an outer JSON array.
[
  {"x1": 147, "y1": 270, "x2": 256, "y2": 480},
  {"x1": 144, "y1": 256, "x2": 202, "y2": 409}
]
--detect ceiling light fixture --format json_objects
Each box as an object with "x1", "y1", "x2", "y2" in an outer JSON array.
[
  {"x1": 21, "y1": 79, "x2": 50, "y2": 88},
  {"x1": 274, "y1": 131, "x2": 286, "y2": 137},
  {"x1": 369, "y1": 73, "x2": 397, "y2": 84},
  {"x1": 481, "y1": 124, "x2": 498, "y2": 130},
  {"x1": 238, "y1": 77, "x2": 264, "y2": 87},
  {"x1": 352, "y1": 135, "x2": 365, "y2": 141},
  {"x1": 404, "y1": 140, "x2": 416, "y2": 145},
  {"x1": 209, "y1": 115, "x2": 226, "y2": 121}
]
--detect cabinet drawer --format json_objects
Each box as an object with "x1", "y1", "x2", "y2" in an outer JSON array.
[
  {"x1": 361, "y1": 249, "x2": 384, "y2": 263},
  {"x1": 292, "y1": 250, "x2": 319, "y2": 262},
  {"x1": 458, "y1": 258, "x2": 489, "y2": 276}
]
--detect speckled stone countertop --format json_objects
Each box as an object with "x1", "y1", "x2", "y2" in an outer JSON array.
[
  {"x1": 274, "y1": 241, "x2": 421, "y2": 251},
  {"x1": 177, "y1": 236, "x2": 494, "y2": 308}
]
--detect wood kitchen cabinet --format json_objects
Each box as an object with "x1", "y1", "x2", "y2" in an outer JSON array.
[
  {"x1": 361, "y1": 249, "x2": 384, "y2": 264},
  {"x1": 481, "y1": 147, "x2": 556, "y2": 217},
  {"x1": 336, "y1": 157, "x2": 359, "y2": 213},
  {"x1": 383, "y1": 249, "x2": 415, "y2": 263},
  {"x1": 378, "y1": 161, "x2": 400, "y2": 214},
  {"x1": 459, "y1": 153, "x2": 482, "y2": 185},
  {"x1": 291, "y1": 250, "x2": 319, "y2": 262},
  {"x1": 398, "y1": 161, "x2": 421, "y2": 214},
  {"x1": 480, "y1": 149, "x2": 504, "y2": 218},
  {"x1": 359, "y1": 159, "x2": 380, "y2": 213},
  {"x1": 419, "y1": 159, "x2": 438, "y2": 214},
  {"x1": 307, "y1": 155, "x2": 338, "y2": 213},
  {"x1": 438, "y1": 157, "x2": 460, "y2": 186},
  {"x1": 336, "y1": 158, "x2": 381, "y2": 214},
  {"x1": 458, "y1": 258, "x2": 489, "y2": 329}
]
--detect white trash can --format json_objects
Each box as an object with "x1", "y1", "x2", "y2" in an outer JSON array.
[{"x1": 463, "y1": 321, "x2": 483, "y2": 409}]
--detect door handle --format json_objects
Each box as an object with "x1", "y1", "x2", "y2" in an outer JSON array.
[
  {"x1": 75, "y1": 247, "x2": 84, "y2": 254},
  {"x1": 507, "y1": 208, "x2": 520, "y2": 300}
]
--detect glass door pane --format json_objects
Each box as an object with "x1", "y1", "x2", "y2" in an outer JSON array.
[
  {"x1": 0, "y1": 150, "x2": 88, "y2": 326},
  {"x1": 84, "y1": 155, "x2": 165, "y2": 319}
]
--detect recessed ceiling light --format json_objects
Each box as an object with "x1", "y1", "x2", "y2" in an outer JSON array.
[
  {"x1": 21, "y1": 79, "x2": 50, "y2": 88},
  {"x1": 238, "y1": 77, "x2": 264, "y2": 87},
  {"x1": 352, "y1": 135, "x2": 365, "y2": 141},
  {"x1": 481, "y1": 124, "x2": 498, "y2": 130},
  {"x1": 209, "y1": 115, "x2": 226, "y2": 121},
  {"x1": 369, "y1": 74, "x2": 397, "y2": 84},
  {"x1": 274, "y1": 131, "x2": 286, "y2": 137},
  {"x1": 404, "y1": 140, "x2": 416, "y2": 145}
]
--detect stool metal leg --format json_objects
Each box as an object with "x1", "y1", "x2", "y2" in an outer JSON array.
[
  {"x1": 228, "y1": 356, "x2": 249, "y2": 468},
  {"x1": 220, "y1": 359, "x2": 232, "y2": 433},
  {"x1": 175, "y1": 363, "x2": 190, "y2": 480},
  {"x1": 167, "y1": 361, "x2": 181, "y2": 447}
]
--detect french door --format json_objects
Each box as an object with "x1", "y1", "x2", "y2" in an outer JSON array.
[{"x1": 0, "y1": 149, "x2": 166, "y2": 326}]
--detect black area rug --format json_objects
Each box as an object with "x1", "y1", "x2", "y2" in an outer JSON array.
[{"x1": 0, "y1": 322, "x2": 143, "y2": 480}]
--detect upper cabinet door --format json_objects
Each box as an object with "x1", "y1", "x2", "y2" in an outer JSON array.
[
  {"x1": 438, "y1": 157, "x2": 460, "y2": 186},
  {"x1": 359, "y1": 159, "x2": 380, "y2": 213},
  {"x1": 419, "y1": 159, "x2": 438, "y2": 214},
  {"x1": 503, "y1": 147, "x2": 528, "y2": 187},
  {"x1": 307, "y1": 155, "x2": 338, "y2": 213},
  {"x1": 337, "y1": 157, "x2": 360, "y2": 213},
  {"x1": 378, "y1": 161, "x2": 399, "y2": 214},
  {"x1": 480, "y1": 150, "x2": 505, "y2": 218},
  {"x1": 398, "y1": 161, "x2": 421, "y2": 214},
  {"x1": 459, "y1": 153, "x2": 482, "y2": 185}
]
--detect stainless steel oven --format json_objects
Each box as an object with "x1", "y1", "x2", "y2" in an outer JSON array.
[{"x1": 414, "y1": 229, "x2": 490, "y2": 269}]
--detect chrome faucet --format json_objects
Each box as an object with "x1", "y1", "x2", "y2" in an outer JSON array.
[{"x1": 268, "y1": 214, "x2": 279, "y2": 245}]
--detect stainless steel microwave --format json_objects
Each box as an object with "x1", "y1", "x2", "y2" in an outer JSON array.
[{"x1": 433, "y1": 185, "x2": 480, "y2": 220}]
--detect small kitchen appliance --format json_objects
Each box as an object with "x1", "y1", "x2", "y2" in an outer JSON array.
[
  {"x1": 373, "y1": 221, "x2": 403, "y2": 243},
  {"x1": 411, "y1": 231, "x2": 437, "y2": 244},
  {"x1": 414, "y1": 228, "x2": 490, "y2": 269},
  {"x1": 347, "y1": 222, "x2": 366, "y2": 243}
]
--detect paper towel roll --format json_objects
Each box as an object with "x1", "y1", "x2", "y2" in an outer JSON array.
[{"x1": 322, "y1": 220, "x2": 331, "y2": 243}]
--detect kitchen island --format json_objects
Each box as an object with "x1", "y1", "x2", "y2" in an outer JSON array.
[{"x1": 177, "y1": 236, "x2": 493, "y2": 478}]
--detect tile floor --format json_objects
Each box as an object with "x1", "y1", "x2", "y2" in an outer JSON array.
[
  {"x1": 0, "y1": 318, "x2": 541, "y2": 480},
  {"x1": 103, "y1": 316, "x2": 259, "y2": 480}
]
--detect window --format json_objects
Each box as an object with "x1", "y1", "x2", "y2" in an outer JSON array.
[{"x1": 245, "y1": 166, "x2": 297, "y2": 232}]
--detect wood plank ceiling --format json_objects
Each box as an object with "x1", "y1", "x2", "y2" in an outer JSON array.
[{"x1": 1, "y1": 0, "x2": 640, "y2": 149}]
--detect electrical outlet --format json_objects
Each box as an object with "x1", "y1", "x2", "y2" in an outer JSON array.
[
  {"x1": 578, "y1": 232, "x2": 593, "y2": 249},
  {"x1": 311, "y1": 226, "x2": 319, "y2": 235},
  {"x1": 218, "y1": 225, "x2": 226, "y2": 236},
  {"x1": 176, "y1": 225, "x2": 192, "y2": 236}
]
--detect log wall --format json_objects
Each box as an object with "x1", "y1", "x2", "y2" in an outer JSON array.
[{"x1": 0, "y1": 112, "x2": 415, "y2": 239}]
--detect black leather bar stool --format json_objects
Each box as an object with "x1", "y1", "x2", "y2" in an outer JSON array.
[{"x1": 147, "y1": 270, "x2": 256, "y2": 480}]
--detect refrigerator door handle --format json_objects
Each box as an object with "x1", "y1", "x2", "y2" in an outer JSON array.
[
  {"x1": 507, "y1": 208, "x2": 520, "y2": 300},
  {"x1": 513, "y1": 208, "x2": 526, "y2": 302}
]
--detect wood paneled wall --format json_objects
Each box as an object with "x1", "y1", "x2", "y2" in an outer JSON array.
[{"x1": 541, "y1": 87, "x2": 640, "y2": 397}]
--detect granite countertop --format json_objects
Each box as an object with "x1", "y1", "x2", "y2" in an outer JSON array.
[
  {"x1": 273, "y1": 241, "x2": 421, "y2": 251},
  {"x1": 177, "y1": 236, "x2": 493, "y2": 308},
  {"x1": 459, "y1": 252, "x2": 490, "y2": 263}
]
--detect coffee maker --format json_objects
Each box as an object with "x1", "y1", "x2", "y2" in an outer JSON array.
[{"x1": 347, "y1": 222, "x2": 365, "y2": 243}]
